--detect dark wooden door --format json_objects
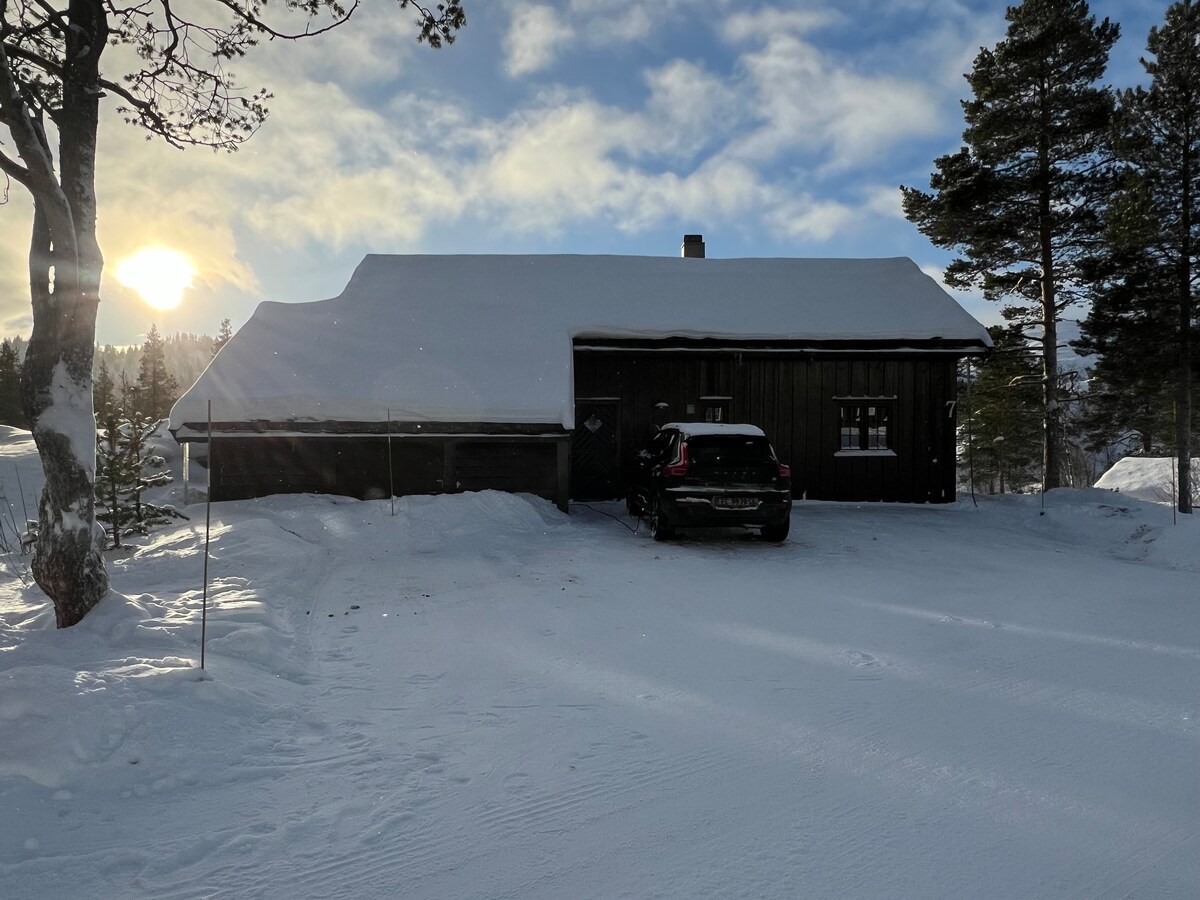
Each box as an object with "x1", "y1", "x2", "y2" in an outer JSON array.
[{"x1": 571, "y1": 399, "x2": 622, "y2": 500}]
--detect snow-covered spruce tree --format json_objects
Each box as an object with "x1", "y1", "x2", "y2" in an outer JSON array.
[
  {"x1": 0, "y1": 1, "x2": 466, "y2": 626},
  {"x1": 94, "y1": 368, "x2": 129, "y2": 551},
  {"x1": 133, "y1": 325, "x2": 179, "y2": 421},
  {"x1": 1078, "y1": 0, "x2": 1200, "y2": 514},
  {"x1": 96, "y1": 411, "x2": 179, "y2": 549},
  {"x1": 901, "y1": 0, "x2": 1118, "y2": 492}
]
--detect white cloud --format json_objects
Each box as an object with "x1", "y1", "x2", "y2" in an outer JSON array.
[
  {"x1": 763, "y1": 198, "x2": 857, "y2": 242},
  {"x1": 641, "y1": 60, "x2": 743, "y2": 161},
  {"x1": 566, "y1": 0, "x2": 726, "y2": 43},
  {"x1": 505, "y1": 4, "x2": 576, "y2": 77},
  {"x1": 722, "y1": 7, "x2": 842, "y2": 43},
  {"x1": 235, "y1": 2, "x2": 453, "y2": 87},
  {"x1": 0, "y1": 198, "x2": 34, "y2": 336},
  {"x1": 477, "y1": 99, "x2": 644, "y2": 230},
  {"x1": 863, "y1": 184, "x2": 907, "y2": 221},
  {"x1": 722, "y1": 21, "x2": 942, "y2": 172}
]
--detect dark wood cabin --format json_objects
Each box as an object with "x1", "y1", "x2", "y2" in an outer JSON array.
[{"x1": 172, "y1": 246, "x2": 990, "y2": 510}]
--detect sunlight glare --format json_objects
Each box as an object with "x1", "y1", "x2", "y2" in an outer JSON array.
[{"x1": 115, "y1": 247, "x2": 196, "y2": 310}]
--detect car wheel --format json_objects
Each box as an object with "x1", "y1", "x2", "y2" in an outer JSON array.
[
  {"x1": 761, "y1": 518, "x2": 790, "y2": 542},
  {"x1": 650, "y1": 499, "x2": 674, "y2": 541}
]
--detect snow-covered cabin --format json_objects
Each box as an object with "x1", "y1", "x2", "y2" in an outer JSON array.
[{"x1": 170, "y1": 240, "x2": 991, "y2": 509}]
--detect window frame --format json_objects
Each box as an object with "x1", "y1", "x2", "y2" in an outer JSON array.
[{"x1": 834, "y1": 397, "x2": 897, "y2": 457}]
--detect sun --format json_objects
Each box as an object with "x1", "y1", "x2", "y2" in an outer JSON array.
[{"x1": 115, "y1": 246, "x2": 196, "y2": 310}]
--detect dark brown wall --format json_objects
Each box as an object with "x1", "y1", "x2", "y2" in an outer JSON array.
[
  {"x1": 208, "y1": 435, "x2": 568, "y2": 509},
  {"x1": 573, "y1": 350, "x2": 960, "y2": 503}
]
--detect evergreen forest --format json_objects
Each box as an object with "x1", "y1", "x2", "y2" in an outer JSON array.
[
  {"x1": 905, "y1": 0, "x2": 1200, "y2": 512},
  {"x1": 0, "y1": 322, "x2": 229, "y2": 432}
]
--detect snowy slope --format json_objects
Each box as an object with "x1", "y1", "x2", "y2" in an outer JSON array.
[
  {"x1": 1097, "y1": 456, "x2": 1200, "y2": 506},
  {"x1": 0, "y1": 431, "x2": 1196, "y2": 899},
  {"x1": 171, "y1": 255, "x2": 992, "y2": 433}
]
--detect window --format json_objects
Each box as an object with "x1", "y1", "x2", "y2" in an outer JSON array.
[
  {"x1": 699, "y1": 396, "x2": 730, "y2": 424},
  {"x1": 838, "y1": 401, "x2": 892, "y2": 452}
]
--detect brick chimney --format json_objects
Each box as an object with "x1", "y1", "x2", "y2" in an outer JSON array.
[{"x1": 681, "y1": 234, "x2": 705, "y2": 259}]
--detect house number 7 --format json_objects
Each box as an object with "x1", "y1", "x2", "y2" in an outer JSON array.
[{"x1": 945, "y1": 400, "x2": 956, "y2": 417}]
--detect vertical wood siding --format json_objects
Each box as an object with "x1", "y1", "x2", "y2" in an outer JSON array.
[{"x1": 573, "y1": 350, "x2": 961, "y2": 503}]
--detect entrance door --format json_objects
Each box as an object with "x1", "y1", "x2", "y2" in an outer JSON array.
[{"x1": 571, "y1": 399, "x2": 622, "y2": 500}]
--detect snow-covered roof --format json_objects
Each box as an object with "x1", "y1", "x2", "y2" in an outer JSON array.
[{"x1": 171, "y1": 254, "x2": 991, "y2": 436}]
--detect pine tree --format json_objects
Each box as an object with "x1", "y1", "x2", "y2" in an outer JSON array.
[
  {"x1": 960, "y1": 326, "x2": 1045, "y2": 493},
  {"x1": 0, "y1": 339, "x2": 26, "y2": 428},
  {"x1": 212, "y1": 319, "x2": 233, "y2": 357},
  {"x1": 133, "y1": 325, "x2": 180, "y2": 421},
  {"x1": 1076, "y1": 247, "x2": 1180, "y2": 455},
  {"x1": 901, "y1": 0, "x2": 1119, "y2": 491},
  {"x1": 1079, "y1": 0, "x2": 1200, "y2": 513}
]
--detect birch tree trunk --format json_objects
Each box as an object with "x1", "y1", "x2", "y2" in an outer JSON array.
[{"x1": 3, "y1": 0, "x2": 110, "y2": 626}]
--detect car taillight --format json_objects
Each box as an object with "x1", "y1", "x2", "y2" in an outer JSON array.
[
  {"x1": 777, "y1": 463, "x2": 791, "y2": 478},
  {"x1": 663, "y1": 443, "x2": 689, "y2": 477}
]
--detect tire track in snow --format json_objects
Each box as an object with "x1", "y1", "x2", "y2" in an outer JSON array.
[
  {"x1": 706, "y1": 621, "x2": 1198, "y2": 740},
  {"x1": 852, "y1": 599, "x2": 1200, "y2": 660}
]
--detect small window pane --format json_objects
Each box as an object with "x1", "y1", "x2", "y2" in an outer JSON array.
[
  {"x1": 839, "y1": 405, "x2": 862, "y2": 450},
  {"x1": 867, "y1": 405, "x2": 890, "y2": 450}
]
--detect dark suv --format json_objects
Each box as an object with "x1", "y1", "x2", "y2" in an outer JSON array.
[{"x1": 627, "y1": 423, "x2": 792, "y2": 542}]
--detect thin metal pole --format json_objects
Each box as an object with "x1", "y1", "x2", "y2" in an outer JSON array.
[
  {"x1": 201, "y1": 400, "x2": 213, "y2": 670},
  {"x1": 966, "y1": 358, "x2": 977, "y2": 508},
  {"x1": 387, "y1": 409, "x2": 395, "y2": 516},
  {"x1": 1040, "y1": 415, "x2": 1047, "y2": 515},
  {"x1": 14, "y1": 462, "x2": 29, "y2": 531},
  {"x1": 1172, "y1": 401, "x2": 1180, "y2": 525}
]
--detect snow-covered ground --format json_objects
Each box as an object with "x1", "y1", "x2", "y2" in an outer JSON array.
[
  {"x1": 1096, "y1": 455, "x2": 1200, "y2": 508},
  {"x1": 1, "y1": 430, "x2": 1197, "y2": 899}
]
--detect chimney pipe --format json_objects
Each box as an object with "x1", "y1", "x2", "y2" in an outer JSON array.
[{"x1": 681, "y1": 234, "x2": 705, "y2": 259}]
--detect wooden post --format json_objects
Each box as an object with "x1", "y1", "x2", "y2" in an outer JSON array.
[
  {"x1": 556, "y1": 436, "x2": 571, "y2": 513},
  {"x1": 387, "y1": 409, "x2": 395, "y2": 516}
]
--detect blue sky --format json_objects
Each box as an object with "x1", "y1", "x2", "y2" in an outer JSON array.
[{"x1": 0, "y1": 0, "x2": 1168, "y2": 345}]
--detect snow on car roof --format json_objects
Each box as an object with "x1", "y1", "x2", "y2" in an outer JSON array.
[
  {"x1": 664, "y1": 423, "x2": 767, "y2": 438},
  {"x1": 171, "y1": 254, "x2": 992, "y2": 434}
]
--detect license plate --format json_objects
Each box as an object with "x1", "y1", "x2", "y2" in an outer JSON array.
[{"x1": 714, "y1": 497, "x2": 758, "y2": 509}]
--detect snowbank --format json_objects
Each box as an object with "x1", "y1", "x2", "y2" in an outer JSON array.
[{"x1": 1095, "y1": 455, "x2": 1200, "y2": 505}]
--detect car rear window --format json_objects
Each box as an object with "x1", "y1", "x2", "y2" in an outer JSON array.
[{"x1": 685, "y1": 435, "x2": 774, "y2": 466}]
